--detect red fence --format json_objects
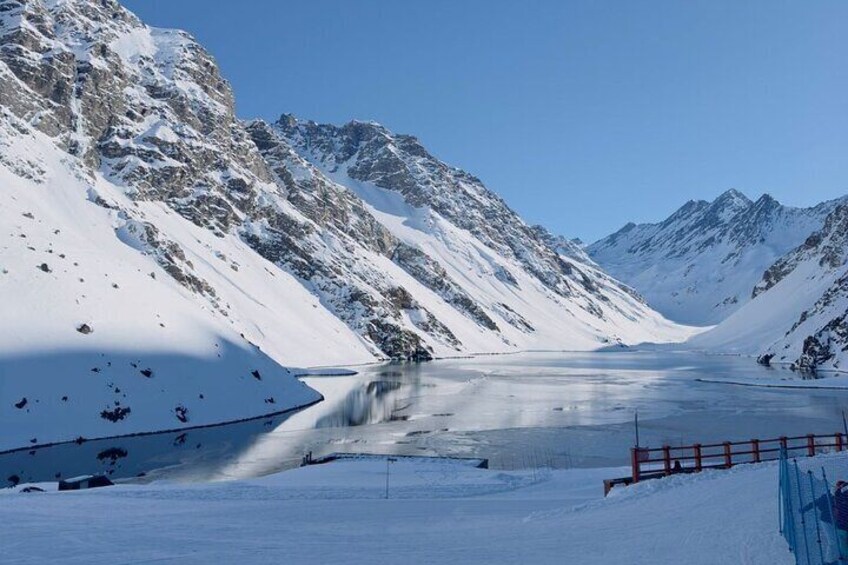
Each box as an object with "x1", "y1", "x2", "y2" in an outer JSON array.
[
  {"x1": 604, "y1": 432, "x2": 847, "y2": 496},
  {"x1": 632, "y1": 433, "x2": 846, "y2": 483}
]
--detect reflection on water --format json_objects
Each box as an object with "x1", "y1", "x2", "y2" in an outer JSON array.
[
  {"x1": 5, "y1": 351, "x2": 848, "y2": 485},
  {"x1": 315, "y1": 374, "x2": 408, "y2": 428}
]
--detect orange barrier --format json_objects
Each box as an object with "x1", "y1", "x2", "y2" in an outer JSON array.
[{"x1": 604, "y1": 432, "x2": 846, "y2": 496}]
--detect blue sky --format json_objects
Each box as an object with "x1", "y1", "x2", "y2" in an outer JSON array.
[{"x1": 121, "y1": 0, "x2": 848, "y2": 242}]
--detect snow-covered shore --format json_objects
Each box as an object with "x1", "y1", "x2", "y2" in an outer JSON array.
[{"x1": 0, "y1": 455, "x2": 793, "y2": 564}]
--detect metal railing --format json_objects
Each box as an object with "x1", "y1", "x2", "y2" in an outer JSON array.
[{"x1": 631, "y1": 433, "x2": 847, "y2": 484}]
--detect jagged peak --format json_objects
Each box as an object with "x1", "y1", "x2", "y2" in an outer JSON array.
[
  {"x1": 754, "y1": 193, "x2": 778, "y2": 204},
  {"x1": 749, "y1": 193, "x2": 782, "y2": 213},
  {"x1": 276, "y1": 113, "x2": 300, "y2": 129},
  {"x1": 718, "y1": 187, "x2": 749, "y2": 200},
  {"x1": 712, "y1": 188, "x2": 752, "y2": 209}
]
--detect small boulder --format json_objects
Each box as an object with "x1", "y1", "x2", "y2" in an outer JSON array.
[{"x1": 175, "y1": 405, "x2": 189, "y2": 423}]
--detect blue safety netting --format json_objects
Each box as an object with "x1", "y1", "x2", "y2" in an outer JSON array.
[{"x1": 780, "y1": 449, "x2": 848, "y2": 565}]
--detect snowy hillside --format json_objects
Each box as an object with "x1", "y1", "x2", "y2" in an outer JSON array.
[
  {"x1": 589, "y1": 190, "x2": 844, "y2": 325},
  {"x1": 0, "y1": 0, "x2": 693, "y2": 450},
  {"x1": 252, "y1": 115, "x2": 694, "y2": 353},
  {"x1": 692, "y1": 204, "x2": 848, "y2": 373},
  {"x1": 0, "y1": 115, "x2": 332, "y2": 451}
]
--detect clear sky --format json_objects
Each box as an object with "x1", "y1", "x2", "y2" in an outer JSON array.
[{"x1": 120, "y1": 0, "x2": 848, "y2": 242}]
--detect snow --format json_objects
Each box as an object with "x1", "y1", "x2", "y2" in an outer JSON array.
[
  {"x1": 589, "y1": 191, "x2": 840, "y2": 326},
  {"x1": 0, "y1": 113, "x2": 358, "y2": 451},
  {"x1": 0, "y1": 454, "x2": 794, "y2": 564},
  {"x1": 689, "y1": 258, "x2": 836, "y2": 355},
  {"x1": 689, "y1": 203, "x2": 848, "y2": 372},
  {"x1": 310, "y1": 155, "x2": 701, "y2": 355},
  {"x1": 109, "y1": 26, "x2": 157, "y2": 64}
]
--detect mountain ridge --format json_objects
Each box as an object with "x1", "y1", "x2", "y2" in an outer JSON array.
[
  {"x1": 0, "y1": 0, "x2": 693, "y2": 450},
  {"x1": 588, "y1": 189, "x2": 847, "y2": 325}
]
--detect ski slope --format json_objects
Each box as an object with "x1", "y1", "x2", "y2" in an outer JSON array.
[{"x1": 0, "y1": 455, "x2": 793, "y2": 564}]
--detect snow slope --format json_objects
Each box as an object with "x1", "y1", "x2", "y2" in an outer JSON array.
[
  {"x1": 0, "y1": 455, "x2": 792, "y2": 564},
  {"x1": 691, "y1": 204, "x2": 848, "y2": 373},
  {"x1": 589, "y1": 190, "x2": 844, "y2": 325},
  {"x1": 256, "y1": 116, "x2": 697, "y2": 352},
  {"x1": 0, "y1": 110, "x2": 334, "y2": 452}
]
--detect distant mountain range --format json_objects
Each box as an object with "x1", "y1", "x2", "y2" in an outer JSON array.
[{"x1": 591, "y1": 191, "x2": 848, "y2": 373}]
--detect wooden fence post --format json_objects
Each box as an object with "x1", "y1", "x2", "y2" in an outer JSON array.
[
  {"x1": 723, "y1": 442, "x2": 732, "y2": 468},
  {"x1": 752, "y1": 439, "x2": 760, "y2": 463},
  {"x1": 694, "y1": 444, "x2": 702, "y2": 472},
  {"x1": 780, "y1": 436, "x2": 788, "y2": 454},
  {"x1": 663, "y1": 445, "x2": 671, "y2": 475},
  {"x1": 631, "y1": 448, "x2": 640, "y2": 483},
  {"x1": 807, "y1": 434, "x2": 816, "y2": 457},
  {"x1": 837, "y1": 433, "x2": 844, "y2": 452}
]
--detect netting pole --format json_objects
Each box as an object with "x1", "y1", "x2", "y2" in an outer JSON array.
[
  {"x1": 783, "y1": 451, "x2": 798, "y2": 555},
  {"x1": 795, "y1": 460, "x2": 813, "y2": 565},
  {"x1": 780, "y1": 448, "x2": 785, "y2": 535},
  {"x1": 807, "y1": 470, "x2": 827, "y2": 565}
]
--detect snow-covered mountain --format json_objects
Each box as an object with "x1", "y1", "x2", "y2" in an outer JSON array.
[
  {"x1": 588, "y1": 190, "x2": 844, "y2": 325},
  {"x1": 0, "y1": 0, "x2": 693, "y2": 451},
  {"x1": 247, "y1": 115, "x2": 691, "y2": 354},
  {"x1": 692, "y1": 204, "x2": 848, "y2": 373}
]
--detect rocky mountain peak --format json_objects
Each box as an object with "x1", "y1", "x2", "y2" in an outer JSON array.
[
  {"x1": 589, "y1": 189, "x2": 842, "y2": 324},
  {"x1": 753, "y1": 193, "x2": 779, "y2": 207},
  {"x1": 699, "y1": 189, "x2": 752, "y2": 227},
  {"x1": 715, "y1": 188, "x2": 751, "y2": 206},
  {"x1": 0, "y1": 0, "x2": 693, "y2": 369},
  {"x1": 273, "y1": 116, "x2": 614, "y2": 303}
]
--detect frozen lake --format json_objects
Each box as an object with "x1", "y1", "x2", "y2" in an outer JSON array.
[{"x1": 4, "y1": 351, "x2": 848, "y2": 484}]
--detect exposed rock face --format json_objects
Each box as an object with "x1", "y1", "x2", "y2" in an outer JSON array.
[
  {"x1": 244, "y1": 115, "x2": 688, "y2": 356},
  {"x1": 271, "y1": 116, "x2": 608, "y2": 304},
  {"x1": 589, "y1": 189, "x2": 846, "y2": 325},
  {"x1": 765, "y1": 209, "x2": 848, "y2": 372},
  {"x1": 755, "y1": 205, "x2": 848, "y2": 298},
  {"x1": 0, "y1": 0, "x2": 438, "y2": 359},
  {"x1": 0, "y1": 0, "x2": 691, "y2": 369}
]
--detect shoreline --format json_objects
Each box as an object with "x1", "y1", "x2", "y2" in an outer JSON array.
[{"x1": 0, "y1": 395, "x2": 324, "y2": 457}]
